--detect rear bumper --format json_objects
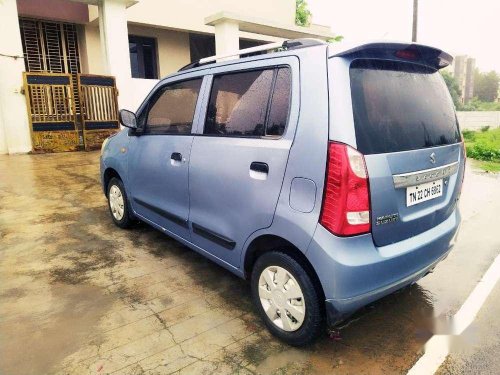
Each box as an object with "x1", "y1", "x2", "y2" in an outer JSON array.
[{"x1": 307, "y1": 208, "x2": 461, "y2": 326}]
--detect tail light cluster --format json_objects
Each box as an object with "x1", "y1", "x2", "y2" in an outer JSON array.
[{"x1": 320, "y1": 142, "x2": 371, "y2": 236}]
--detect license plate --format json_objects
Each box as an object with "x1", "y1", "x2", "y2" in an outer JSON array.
[{"x1": 406, "y1": 179, "x2": 443, "y2": 207}]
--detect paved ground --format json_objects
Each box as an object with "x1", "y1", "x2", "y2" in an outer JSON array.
[{"x1": 0, "y1": 152, "x2": 499, "y2": 375}]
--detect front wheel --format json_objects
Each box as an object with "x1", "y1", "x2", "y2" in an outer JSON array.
[
  {"x1": 251, "y1": 251, "x2": 324, "y2": 346},
  {"x1": 107, "y1": 177, "x2": 133, "y2": 229}
]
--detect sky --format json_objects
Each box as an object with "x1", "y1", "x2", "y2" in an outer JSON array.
[{"x1": 308, "y1": 0, "x2": 500, "y2": 73}]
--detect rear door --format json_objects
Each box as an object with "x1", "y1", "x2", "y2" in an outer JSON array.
[
  {"x1": 332, "y1": 58, "x2": 464, "y2": 247},
  {"x1": 188, "y1": 57, "x2": 298, "y2": 267}
]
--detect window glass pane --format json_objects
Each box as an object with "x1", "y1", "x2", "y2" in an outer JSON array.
[
  {"x1": 205, "y1": 70, "x2": 274, "y2": 136},
  {"x1": 266, "y1": 68, "x2": 291, "y2": 136},
  {"x1": 189, "y1": 33, "x2": 215, "y2": 62},
  {"x1": 142, "y1": 43, "x2": 156, "y2": 79},
  {"x1": 129, "y1": 41, "x2": 140, "y2": 78},
  {"x1": 350, "y1": 60, "x2": 460, "y2": 154},
  {"x1": 146, "y1": 79, "x2": 202, "y2": 135},
  {"x1": 128, "y1": 35, "x2": 158, "y2": 79}
]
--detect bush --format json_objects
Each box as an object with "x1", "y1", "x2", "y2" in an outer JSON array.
[
  {"x1": 481, "y1": 125, "x2": 490, "y2": 132},
  {"x1": 463, "y1": 128, "x2": 500, "y2": 162},
  {"x1": 467, "y1": 142, "x2": 500, "y2": 161},
  {"x1": 462, "y1": 129, "x2": 476, "y2": 141}
]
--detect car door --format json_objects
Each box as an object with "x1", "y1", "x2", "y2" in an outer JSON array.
[
  {"x1": 188, "y1": 57, "x2": 299, "y2": 267},
  {"x1": 128, "y1": 75, "x2": 205, "y2": 240}
]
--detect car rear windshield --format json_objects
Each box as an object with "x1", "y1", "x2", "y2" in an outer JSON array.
[{"x1": 350, "y1": 60, "x2": 460, "y2": 154}]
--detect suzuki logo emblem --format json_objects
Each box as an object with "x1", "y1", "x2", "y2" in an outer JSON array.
[{"x1": 429, "y1": 152, "x2": 436, "y2": 164}]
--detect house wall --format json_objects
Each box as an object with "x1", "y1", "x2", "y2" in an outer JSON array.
[
  {"x1": 80, "y1": 25, "x2": 104, "y2": 75},
  {"x1": 17, "y1": 0, "x2": 89, "y2": 24},
  {"x1": 82, "y1": 24, "x2": 191, "y2": 77},
  {"x1": 89, "y1": 0, "x2": 296, "y2": 32},
  {"x1": 128, "y1": 24, "x2": 191, "y2": 77},
  {"x1": 80, "y1": 23, "x2": 193, "y2": 111}
]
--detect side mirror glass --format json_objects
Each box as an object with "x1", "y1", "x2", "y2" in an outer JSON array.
[{"x1": 119, "y1": 109, "x2": 137, "y2": 129}]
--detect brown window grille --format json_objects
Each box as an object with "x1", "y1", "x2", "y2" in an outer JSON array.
[{"x1": 19, "y1": 17, "x2": 82, "y2": 115}]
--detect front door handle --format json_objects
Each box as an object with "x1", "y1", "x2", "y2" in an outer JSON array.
[
  {"x1": 249, "y1": 162, "x2": 269, "y2": 180},
  {"x1": 250, "y1": 162, "x2": 269, "y2": 174},
  {"x1": 171, "y1": 152, "x2": 182, "y2": 162}
]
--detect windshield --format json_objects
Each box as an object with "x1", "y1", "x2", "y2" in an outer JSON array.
[{"x1": 350, "y1": 60, "x2": 461, "y2": 154}]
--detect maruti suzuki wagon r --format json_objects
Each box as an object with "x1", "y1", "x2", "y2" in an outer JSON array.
[{"x1": 100, "y1": 39, "x2": 465, "y2": 346}]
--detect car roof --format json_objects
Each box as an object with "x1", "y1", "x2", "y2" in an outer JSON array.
[{"x1": 158, "y1": 39, "x2": 452, "y2": 84}]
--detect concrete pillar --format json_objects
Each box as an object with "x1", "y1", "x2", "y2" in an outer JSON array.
[
  {"x1": 214, "y1": 20, "x2": 240, "y2": 60},
  {"x1": 0, "y1": 0, "x2": 32, "y2": 154},
  {"x1": 98, "y1": 0, "x2": 132, "y2": 108}
]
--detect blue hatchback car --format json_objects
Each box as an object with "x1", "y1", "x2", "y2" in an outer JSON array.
[{"x1": 101, "y1": 39, "x2": 465, "y2": 346}]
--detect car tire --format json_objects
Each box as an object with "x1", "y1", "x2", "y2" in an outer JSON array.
[
  {"x1": 107, "y1": 177, "x2": 133, "y2": 229},
  {"x1": 251, "y1": 251, "x2": 324, "y2": 346}
]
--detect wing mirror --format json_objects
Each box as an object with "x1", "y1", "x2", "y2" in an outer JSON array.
[{"x1": 119, "y1": 109, "x2": 138, "y2": 129}]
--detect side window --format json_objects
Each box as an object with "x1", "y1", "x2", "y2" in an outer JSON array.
[
  {"x1": 266, "y1": 68, "x2": 291, "y2": 136},
  {"x1": 145, "y1": 78, "x2": 203, "y2": 135},
  {"x1": 204, "y1": 69, "x2": 274, "y2": 137}
]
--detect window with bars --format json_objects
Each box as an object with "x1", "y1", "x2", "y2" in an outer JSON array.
[{"x1": 19, "y1": 18, "x2": 82, "y2": 113}]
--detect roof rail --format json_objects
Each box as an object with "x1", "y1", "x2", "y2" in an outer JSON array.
[{"x1": 178, "y1": 38, "x2": 326, "y2": 72}]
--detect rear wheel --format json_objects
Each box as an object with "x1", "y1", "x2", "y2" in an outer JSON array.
[
  {"x1": 251, "y1": 251, "x2": 324, "y2": 346},
  {"x1": 107, "y1": 177, "x2": 133, "y2": 229}
]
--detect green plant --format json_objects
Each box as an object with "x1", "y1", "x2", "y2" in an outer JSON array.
[
  {"x1": 464, "y1": 128, "x2": 500, "y2": 165},
  {"x1": 459, "y1": 98, "x2": 500, "y2": 111},
  {"x1": 441, "y1": 71, "x2": 462, "y2": 109},
  {"x1": 462, "y1": 129, "x2": 476, "y2": 141},
  {"x1": 295, "y1": 0, "x2": 312, "y2": 27},
  {"x1": 474, "y1": 69, "x2": 500, "y2": 102},
  {"x1": 327, "y1": 36, "x2": 344, "y2": 43},
  {"x1": 467, "y1": 142, "x2": 500, "y2": 161},
  {"x1": 481, "y1": 125, "x2": 491, "y2": 132}
]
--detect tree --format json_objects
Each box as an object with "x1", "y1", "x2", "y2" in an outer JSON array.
[
  {"x1": 474, "y1": 70, "x2": 500, "y2": 102},
  {"x1": 328, "y1": 36, "x2": 344, "y2": 43},
  {"x1": 441, "y1": 71, "x2": 462, "y2": 109},
  {"x1": 295, "y1": 0, "x2": 312, "y2": 27}
]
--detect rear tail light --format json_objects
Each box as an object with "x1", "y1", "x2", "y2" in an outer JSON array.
[{"x1": 320, "y1": 143, "x2": 371, "y2": 236}]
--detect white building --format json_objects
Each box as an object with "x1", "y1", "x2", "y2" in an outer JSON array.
[{"x1": 0, "y1": 0, "x2": 334, "y2": 154}]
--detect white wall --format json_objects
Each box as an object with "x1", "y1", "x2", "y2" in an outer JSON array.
[
  {"x1": 457, "y1": 111, "x2": 500, "y2": 130},
  {"x1": 0, "y1": 0, "x2": 32, "y2": 154},
  {"x1": 121, "y1": 78, "x2": 159, "y2": 112},
  {"x1": 89, "y1": 0, "x2": 297, "y2": 33},
  {"x1": 128, "y1": 24, "x2": 191, "y2": 77}
]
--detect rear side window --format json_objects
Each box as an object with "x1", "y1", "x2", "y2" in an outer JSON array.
[
  {"x1": 145, "y1": 78, "x2": 202, "y2": 135},
  {"x1": 350, "y1": 60, "x2": 460, "y2": 154},
  {"x1": 204, "y1": 67, "x2": 291, "y2": 137},
  {"x1": 267, "y1": 68, "x2": 292, "y2": 136}
]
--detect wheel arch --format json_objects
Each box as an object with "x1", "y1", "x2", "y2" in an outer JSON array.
[
  {"x1": 243, "y1": 234, "x2": 325, "y2": 302},
  {"x1": 103, "y1": 168, "x2": 122, "y2": 197}
]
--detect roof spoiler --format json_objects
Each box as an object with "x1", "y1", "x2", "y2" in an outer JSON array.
[{"x1": 329, "y1": 42, "x2": 453, "y2": 70}]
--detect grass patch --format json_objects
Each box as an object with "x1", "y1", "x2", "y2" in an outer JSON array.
[
  {"x1": 463, "y1": 128, "x2": 500, "y2": 172},
  {"x1": 473, "y1": 160, "x2": 500, "y2": 173}
]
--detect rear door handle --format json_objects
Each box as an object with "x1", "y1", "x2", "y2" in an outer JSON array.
[
  {"x1": 171, "y1": 152, "x2": 182, "y2": 162},
  {"x1": 250, "y1": 162, "x2": 269, "y2": 173}
]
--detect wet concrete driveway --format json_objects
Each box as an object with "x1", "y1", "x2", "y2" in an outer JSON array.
[{"x1": 1, "y1": 152, "x2": 499, "y2": 375}]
